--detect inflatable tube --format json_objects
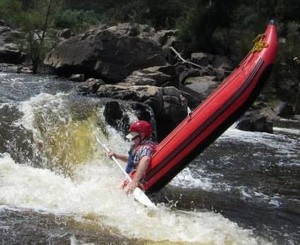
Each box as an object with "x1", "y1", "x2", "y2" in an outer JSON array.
[{"x1": 141, "y1": 20, "x2": 278, "y2": 193}]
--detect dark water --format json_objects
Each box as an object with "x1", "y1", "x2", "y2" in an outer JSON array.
[
  {"x1": 0, "y1": 72, "x2": 299, "y2": 245},
  {"x1": 161, "y1": 126, "x2": 300, "y2": 244}
]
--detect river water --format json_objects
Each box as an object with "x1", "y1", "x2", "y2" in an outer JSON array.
[{"x1": 0, "y1": 72, "x2": 299, "y2": 245}]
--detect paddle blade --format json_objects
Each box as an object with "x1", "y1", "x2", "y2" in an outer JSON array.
[{"x1": 133, "y1": 188, "x2": 157, "y2": 209}]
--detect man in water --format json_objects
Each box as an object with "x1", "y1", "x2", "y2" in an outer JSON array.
[{"x1": 108, "y1": 120, "x2": 156, "y2": 194}]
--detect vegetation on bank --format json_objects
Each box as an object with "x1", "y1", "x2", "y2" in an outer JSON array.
[{"x1": 0, "y1": 0, "x2": 299, "y2": 110}]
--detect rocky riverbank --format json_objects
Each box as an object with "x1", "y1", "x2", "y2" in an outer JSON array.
[{"x1": 1, "y1": 20, "x2": 299, "y2": 140}]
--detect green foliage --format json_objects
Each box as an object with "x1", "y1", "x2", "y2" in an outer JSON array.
[
  {"x1": 275, "y1": 0, "x2": 300, "y2": 22},
  {"x1": 54, "y1": 9, "x2": 101, "y2": 30},
  {"x1": 222, "y1": 4, "x2": 267, "y2": 61},
  {"x1": 0, "y1": 0, "x2": 65, "y2": 73},
  {"x1": 278, "y1": 22, "x2": 300, "y2": 64},
  {"x1": 144, "y1": 0, "x2": 186, "y2": 28},
  {"x1": 91, "y1": 0, "x2": 151, "y2": 26},
  {"x1": 0, "y1": 0, "x2": 22, "y2": 26},
  {"x1": 176, "y1": 0, "x2": 236, "y2": 53},
  {"x1": 113, "y1": 0, "x2": 149, "y2": 24},
  {"x1": 176, "y1": 6, "x2": 200, "y2": 46}
]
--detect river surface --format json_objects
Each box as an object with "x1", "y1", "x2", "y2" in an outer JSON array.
[{"x1": 0, "y1": 72, "x2": 299, "y2": 245}]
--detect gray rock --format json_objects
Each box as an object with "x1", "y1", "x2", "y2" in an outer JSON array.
[
  {"x1": 274, "y1": 101, "x2": 295, "y2": 118},
  {"x1": 95, "y1": 84, "x2": 187, "y2": 140},
  {"x1": 44, "y1": 23, "x2": 167, "y2": 82},
  {"x1": 236, "y1": 109, "x2": 274, "y2": 133}
]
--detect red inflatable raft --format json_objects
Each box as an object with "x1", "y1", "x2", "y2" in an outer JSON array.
[{"x1": 141, "y1": 20, "x2": 278, "y2": 193}]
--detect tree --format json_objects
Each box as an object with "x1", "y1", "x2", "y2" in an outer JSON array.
[
  {"x1": 275, "y1": 0, "x2": 300, "y2": 22},
  {"x1": 176, "y1": 0, "x2": 237, "y2": 53},
  {"x1": 19, "y1": 0, "x2": 64, "y2": 73},
  {"x1": 0, "y1": 0, "x2": 23, "y2": 26},
  {"x1": 0, "y1": 0, "x2": 64, "y2": 73},
  {"x1": 145, "y1": 0, "x2": 186, "y2": 28}
]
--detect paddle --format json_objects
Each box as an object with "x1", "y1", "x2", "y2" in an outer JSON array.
[{"x1": 95, "y1": 135, "x2": 157, "y2": 209}]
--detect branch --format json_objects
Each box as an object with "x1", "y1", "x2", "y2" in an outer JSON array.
[{"x1": 169, "y1": 46, "x2": 204, "y2": 69}]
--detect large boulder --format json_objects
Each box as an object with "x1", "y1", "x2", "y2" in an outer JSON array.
[
  {"x1": 124, "y1": 65, "x2": 177, "y2": 87},
  {"x1": 95, "y1": 84, "x2": 187, "y2": 140},
  {"x1": 0, "y1": 22, "x2": 25, "y2": 64},
  {"x1": 273, "y1": 63, "x2": 299, "y2": 106},
  {"x1": 103, "y1": 100, "x2": 157, "y2": 140},
  {"x1": 273, "y1": 101, "x2": 295, "y2": 118},
  {"x1": 182, "y1": 75, "x2": 219, "y2": 107},
  {"x1": 236, "y1": 108, "x2": 275, "y2": 133},
  {"x1": 0, "y1": 43, "x2": 24, "y2": 64},
  {"x1": 44, "y1": 23, "x2": 167, "y2": 82}
]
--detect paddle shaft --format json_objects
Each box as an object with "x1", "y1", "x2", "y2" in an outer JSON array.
[
  {"x1": 95, "y1": 135, "x2": 157, "y2": 208},
  {"x1": 97, "y1": 138, "x2": 132, "y2": 181}
]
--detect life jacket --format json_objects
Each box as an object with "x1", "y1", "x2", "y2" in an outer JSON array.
[{"x1": 125, "y1": 140, "x2": 156, "y2": 173}]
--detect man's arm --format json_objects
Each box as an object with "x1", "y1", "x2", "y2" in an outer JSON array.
[
  {"x1": 108, "y1": 151, "x2": 128, "y2": 163},
  {"x1": 126, "y1": 155, "x2": 150, "y2": 194}
]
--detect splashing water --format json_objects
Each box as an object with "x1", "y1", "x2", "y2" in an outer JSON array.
[
  {"x1": 0, "y1": 152, "x2": 267, "y2": 244},
  {"x1": 1, "y1": 73, "x2": 296, "y2": 244},
  {"x1": 0, "y1": 91, "x2": 268, "y2": 244}
]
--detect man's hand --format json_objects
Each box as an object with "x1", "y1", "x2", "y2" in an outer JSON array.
[
  {"x1": 107, "y1": 151, "x2": 115, "y2": 158},
  {"x1": 125, "y1": 180, "x2": 139, "y2": 195}
]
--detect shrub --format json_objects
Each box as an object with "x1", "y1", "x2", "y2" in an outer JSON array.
[{"x1": 54, "y1": 9, "x2": 101, "y2": 30}]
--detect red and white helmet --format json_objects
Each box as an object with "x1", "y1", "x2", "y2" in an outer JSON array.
[{"x1": 127, "y1": 120, "x2": 152, "y2": 139}]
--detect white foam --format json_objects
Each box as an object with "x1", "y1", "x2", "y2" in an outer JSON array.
[
  {"x1": 273, "y1": 127, "x2": 300, "y2": 136},
  {"x1": 0, "y1": 153, "x2": 267, "y2": 244},
  {"x1": 16, "y1": 92, "x2": 67, "y2": 131},
  {"x1": 171, "y1": 167, "x2": 215, "y2": 190},
  {"x1": 220, "y1": 127, "x2": 297, "y2": 146},
  {"x1": 219, "y1": 128, "x2": 300, "y2": 163}
]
